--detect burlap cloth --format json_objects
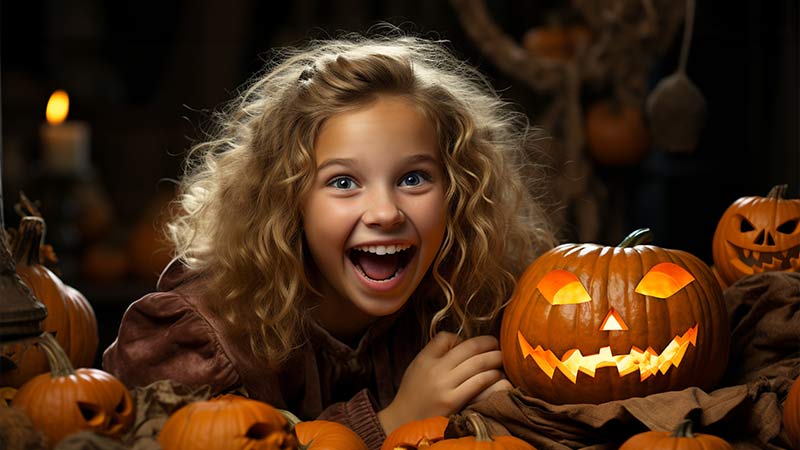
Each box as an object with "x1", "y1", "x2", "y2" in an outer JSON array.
[{"x1": 446, "y1": 272, "x2": 800, "y2": 449}]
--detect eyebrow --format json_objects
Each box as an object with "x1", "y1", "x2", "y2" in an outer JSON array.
[{"x1": 316, "y1": 154, "x2": 440, "y2": 171}]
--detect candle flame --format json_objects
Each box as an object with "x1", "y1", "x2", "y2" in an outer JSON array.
[{"x1": 46, "y1": 90, "x2": 70, "y2": 125}]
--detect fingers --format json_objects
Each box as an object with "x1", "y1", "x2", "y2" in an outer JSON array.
[
  {"x1": 450, "y1": 369, "x2": 505, "y2": 406},
  {"x1": 469, "y1": 378, "x2": 513, "y2": 405},
  {"x1": 419, "y1": 331, "x2": 462, "y2": 359},
  {"x1": 449, "y1": 349, "x2": 503, "y2": 386},
  {"x1": 440, "y1": 335, "x2": 500, "y2": 370}
]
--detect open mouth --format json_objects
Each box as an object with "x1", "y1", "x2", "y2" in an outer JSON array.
[
  {"x1": 728, "y1": 242, "x2": 800, "y2": 273},
  {"x1": 517, "y1": 324, "x2": 698, "y2": 382},
  {"x1": 348, "y1": 244, "x2": 416, "y2": 282}
]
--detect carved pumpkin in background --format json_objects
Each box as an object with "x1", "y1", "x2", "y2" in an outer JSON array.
[
  {"x1": 12, "y1": 333, "x2": 134, "y2": 449},
  {"x1": 0, "y1": 216, "x2": 98, "y2": 388},
  {"x1": 712, "y1": 184, "x2": 800, "y2": 288},
  {"x1": 500, "y1": 229, "x2": 730, "y2": 405},
  {"x1": 158, "y1": 395, "x2": 298, "y2": 450}
]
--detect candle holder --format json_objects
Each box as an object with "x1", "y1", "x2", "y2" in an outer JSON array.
[{"x1": 0, "y1": 232, "x2": 47, "y2": 342}]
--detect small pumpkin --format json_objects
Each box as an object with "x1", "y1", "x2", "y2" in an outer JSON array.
[
  {"x1": 784, "y1": 375, "x2": 800, "y2": 448},
  {"x1": 521, "y1": 25, "x2": 591, "y2": 62},
  {"x1": 712, "y1": 184, "x2": 800, "y2": 288},
  {"x1": 11, "y1": 332, "x2": 134, "y2": 448},
  {"x1": 158, "y1": 394, "x2": 297, "y2": 450},
  {"x1": 0, "y1": 216, "x2": 98, "y2": 388},
  {"x1": 500, "y1": 229, "x2": 730, "y2": 405},
  {"x1": 382, "y1": 416, "x2": 449, "y2": 449},
  {"x1": 429, "y1": 413, "x2": 535, "y2": 449},
  {"x1": 281, "y1": 409, "x2": 368, "y2": 450},
  {"x1": 619, "y1": 419, "x2": 732, "y2": 449},
  {"x1": 585, "y1": 99, "x2": 651, "y2": 166}
]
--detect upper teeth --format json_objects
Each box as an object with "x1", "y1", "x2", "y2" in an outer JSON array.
[{"x1": 353, "y1": 244, "x2": 411, "y2": 255}]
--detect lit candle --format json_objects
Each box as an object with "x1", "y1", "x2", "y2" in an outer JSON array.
[{"x1": 39, "y1": 90, "x2": 90, "y2": 175}]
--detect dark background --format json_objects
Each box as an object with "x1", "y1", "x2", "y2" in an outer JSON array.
[{"x1": 2, "y1": 1, "x2": 798, "y2": 368}]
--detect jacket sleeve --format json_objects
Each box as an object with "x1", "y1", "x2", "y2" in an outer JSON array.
[
  {"x1": 102, "y1": 290, "x2": 240, "y2": 394},
  {"x1": 318, "y1": 389, "x2": 386, "y2": 450}
]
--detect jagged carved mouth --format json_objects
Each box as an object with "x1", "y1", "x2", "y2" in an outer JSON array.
[
  {"x1": 517, "y1": 324, "x2": 698, "y2": 382},
  {"x1": 728, "y1": 242, "x2": 800, "y2": 274}
]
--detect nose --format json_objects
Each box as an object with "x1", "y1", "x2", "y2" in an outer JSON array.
[
  {"x1": 753, "y1": 229, "x2": 776, "y2": 246},
  {"x1": 362, "y1": 189, "x2": 405, "y2": 229},
  {"x1": 600, "y1": 308, "x2": 628, "y2": 331}
]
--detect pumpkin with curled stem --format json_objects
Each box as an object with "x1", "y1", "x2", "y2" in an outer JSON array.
[
  {"x1": 159, "y1": 395, "x2": 297, "y2": 450},
  {"x1": 11, "y1": 333, "x2": 134, "y2": 448},
  {"x1": 619, "y1": 420, "x2": 732, "y2": 449},
  {"x1": 0, "y1": 215, "x2": 98, "y2": 388},
  {"x1": 382, "y1": 416, "x2": 449, "y2": 449},
  {"x1": 501, "y1": 229, "x2": 730, "y2": 405},
  {"x1": 712, "y1": 184, "x2": 800, "y2": 288},
  {"x1": 428, "y1": 413, "x2": 535, "y2": 449},
  {"x1": 280, "y1": 409, "x2": 368, "y2": 450}
]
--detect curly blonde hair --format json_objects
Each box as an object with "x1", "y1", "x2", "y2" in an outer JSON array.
[{"x1": 167, "y1": 31, "x2": 557, "y2": 367}]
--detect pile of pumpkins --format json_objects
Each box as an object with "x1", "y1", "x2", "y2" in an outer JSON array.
[{"x1": 2, "y1": 186, "x2": 799, "y2": 449}]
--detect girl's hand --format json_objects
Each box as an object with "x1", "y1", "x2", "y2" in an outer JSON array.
[{"x1": 377, "y1": 331, "x2": 505, "y2": 434}]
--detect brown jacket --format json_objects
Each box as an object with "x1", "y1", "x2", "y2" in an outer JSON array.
[{"x1": 103, "y1": 273, "x2": 423, "y2": 450}]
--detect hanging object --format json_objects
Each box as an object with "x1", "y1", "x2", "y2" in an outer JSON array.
[{"x1": 646, "y1": 0, "x2": 707, "y2": 153}]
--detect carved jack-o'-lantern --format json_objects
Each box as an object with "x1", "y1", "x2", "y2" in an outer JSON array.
[
  {"x1": 712, "y1": 185, "x2": 800, "y2": 288},
  {"x1": 500, "y1": 229, "x2": 730, "y2": 405}
]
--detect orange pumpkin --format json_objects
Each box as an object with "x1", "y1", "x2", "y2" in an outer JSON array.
[
  {"x1": 280, "y1": 408, "x2": 368, "y2": 450},
  {"x1": 296, "y1": 420, "x2": 367, "y2": 450},
  {"x1": 11, "y1": 333, "x2": 134, "y2": 448},
  {"x1": 712, "y1": 185, "x2": 800, "y2": 288},
  {"x1": 382, "y1": 416, "x2": 449, "y2": 449},
  {"x1": 784, "y1": 376, "x2": 800, "y2": 448},
  {"x1": 585, "y1": 99, "x2": 651, "y2": 166},
  {"x1": 429, "y1": 413, "x2": 535, "y2": 449},
  {"x1": 619, "y1": 419, "x2": 732, "y2": 449},
  {"x1": 0, "y1": 216, "x2": 98, "y2": 388},
  {"x1": 500, "y1": 229, "x2": 730, "y2": 405},
  {"x1": 521, "y1": 25, "x2": 591, "y2": 62},
  {"x1": 158, "y1": 394, "x2": 297, "y2": 450}
]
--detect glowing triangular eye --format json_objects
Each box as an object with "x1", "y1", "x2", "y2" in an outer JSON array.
[
  {"x1": 635, "y1": 263, "x2": 695, "y2": 299},
  {"x1": 537, "y1": 270, "x2": 591, "y2": 305}
]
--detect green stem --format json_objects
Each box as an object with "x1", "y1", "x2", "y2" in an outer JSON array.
[
  {"x1": 466, "y1": 412, "x2": 493, "y2": 442},
  {"x1": 618, "y1": 228, "x2": 653, "y2": 247},
  {"x1": 37, "y1": 331, "x2": 75, "y2": 378},
  {"x1": 670, "y1": 419, "x2": 695, "y2": 438},
  {"x1": 767, "y1": 184, "x2": 788, "y2": 199}
]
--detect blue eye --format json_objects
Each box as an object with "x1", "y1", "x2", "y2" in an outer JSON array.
[
  {"x1": 328, "y1": 176, "x2": 358, "y2": 190},
  {"x1": 399, "y1": 171, "x2": 428, "y2": 187}
]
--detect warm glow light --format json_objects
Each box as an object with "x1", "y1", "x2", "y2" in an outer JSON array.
[
  {"x1": 46, "y1": 90, "x2": 70, "y2": 125},
  {"x1": 518, "y1": 324, "x2": 698, "y2": 382},
  {"x1": 635, "y1": 263, "x2": 695, "y2": 298},
  {"x1": 537, "y1": 270, "x2": 591, "y2": 305},
  {"x1": 600, "y1": 308, "x2": 628, "y2": 331}
]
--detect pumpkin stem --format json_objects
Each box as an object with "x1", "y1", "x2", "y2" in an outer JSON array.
[
  {"x1": 36, "y1": 331, "x2": 75, "y2": 378},
  {"x1": 670, "y1": 419, "x2": 695, "y2": 438},
  {"x1": 277, "y1": 409, "x2": 312, "y2": 450},
  {"x1": 767, "y1": 184, "x2": 788, "y2": 199},
  {"x1": 465, "y1": 412, "x2": 494, "y2": 442},
  {"x1": 618, "y1": 228, "x2": 653, "y2": 247},
  {"x1": 11, "y1": 217, "x2": 46, "y2": 266},
  {"x1": 278, "y1": 409, "x2": 302, "y2": 427}
]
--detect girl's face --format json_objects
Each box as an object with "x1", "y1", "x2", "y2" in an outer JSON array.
[{"x1": 302, "y1": 95, "x2": 447, "y2": 340}]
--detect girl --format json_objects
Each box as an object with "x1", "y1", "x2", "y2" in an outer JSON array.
[{"x1": 103, "y1": 31, "x2": 556, "y2": 449}]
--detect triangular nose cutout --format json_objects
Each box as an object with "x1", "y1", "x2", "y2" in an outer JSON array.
[{"x1": 600, "y1": 308, "x2": 628, "y2": 331}]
